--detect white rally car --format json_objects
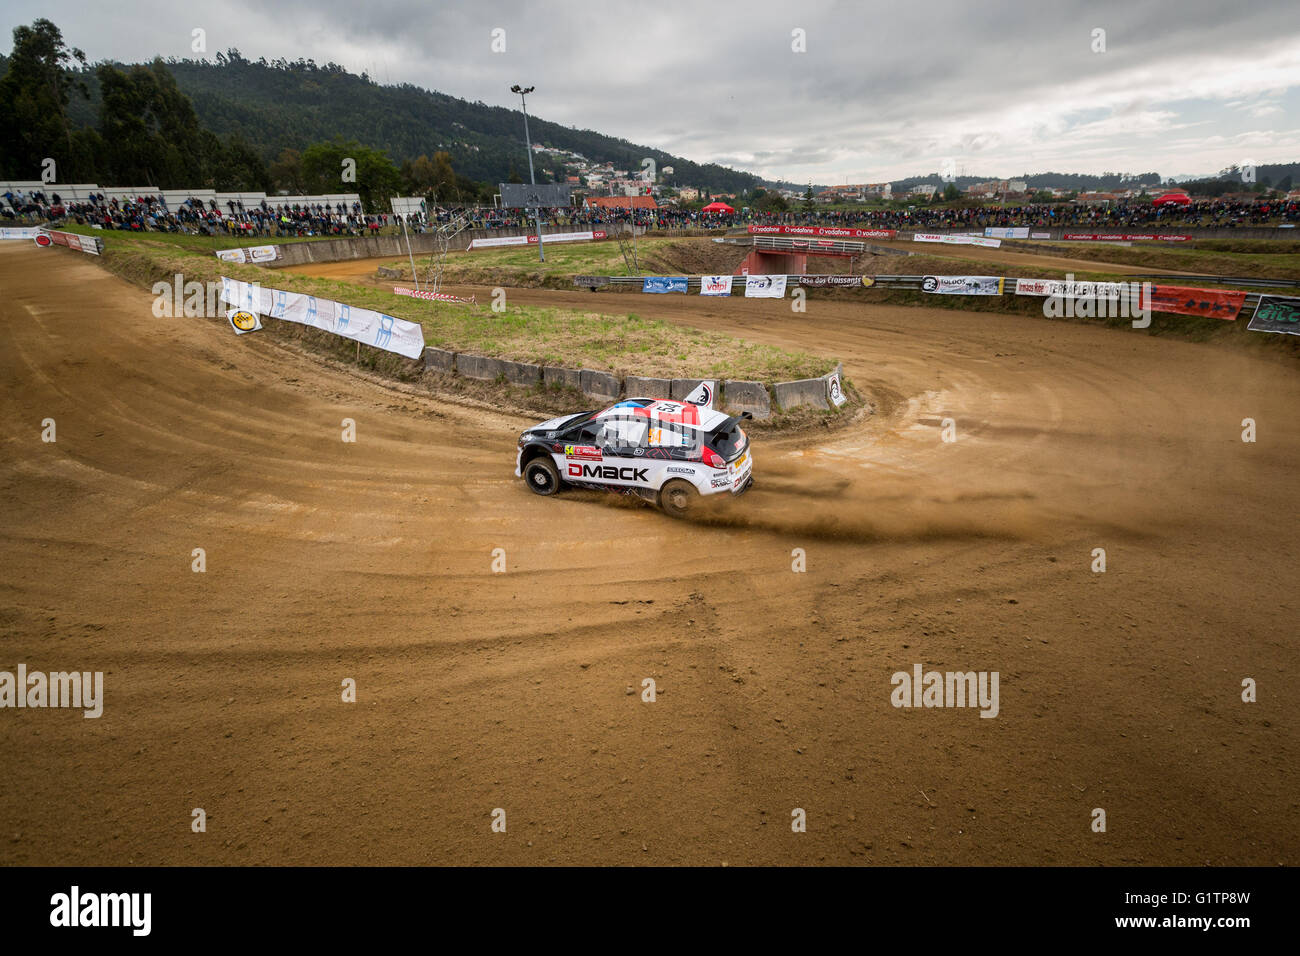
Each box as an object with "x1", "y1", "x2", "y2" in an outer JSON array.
[{"x1": 515, "y1": 394, "x2": 753, "y2": 517}]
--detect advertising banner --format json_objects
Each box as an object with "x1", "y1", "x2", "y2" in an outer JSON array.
[
  {"x1": 467, "y1": 230, "x2": 606, "y2": 250},
  {"x1": 1146, "y1": 286, "x2": 1247, "y2": 319},
  {"x1": 826, "y1": 372, "x2": 847, "y2": 407},
  {"x1": 744, "y1": 274, "x2": 788, "y2": 298},
  {"x1": 1246, "y1": 295, "x2": 1300, "y2": 335},
  {"x1": 226, "y1": 308, "x2": 263, "y2": 335},
  {"x1": 1062, "y1": 233, "x2": 1192, "y2": 241},
  {"x1": 498, "y1": 183, "x2": 572, "y2": 208},
  {"x1": 220, "y1": 277, "x2": 425, "y2": 359},
  {"x1": 985, "y1": 227, "x2": 1029, "y2": 239},
  {"x1": 1014, "y1": 278, "x2": 1132, "y2": 299},
  {"x1": 798, "y1": 275, "x2": 863, "y2": 288},
  {"x1": 642, "y1": 276, "x2": 688, "y2": 294},
  {"x1": 1031, "y1": 231, "x2": 1051, "y2": 239},
  {"x1": 748, "y1": 225, "x2": 896, "y2": 240},
  {"x1": 913, "y1": 233, "x2": 1001, "y2": 248},
  {"x1": 215, "y1": 245, "x2": 281, "y2": 264},
  {"x1": 0, "y1": 227, "x2": 41, "y2": 240},
  {"x1": 42, "y1": 229, "x2": 102, "y2": 255},
  {"x1": 922, "y1": 276, "x2": 1005, "y2": 295},
  {"x1": 699, "y1": 275, "x2": 734, "y2": 296}
]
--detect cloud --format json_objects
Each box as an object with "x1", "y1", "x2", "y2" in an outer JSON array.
[{"x1": 3, "y1": 0, "x2": 1298, "y2": 181}]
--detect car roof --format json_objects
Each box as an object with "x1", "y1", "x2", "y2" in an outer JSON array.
[{"x1": 598, "y1": 398, "x2": 731, "y2": 431}]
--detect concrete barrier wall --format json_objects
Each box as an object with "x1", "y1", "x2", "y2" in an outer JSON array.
[
  {"x1": 260, "y1": 223, "x2": 1294, "y2": 269},
  {"x1": 420, "y1": 348, "x2": 840, "y2": 418},
  {"x1": 269, "y1": 225, "x2": 610, "y2": 268}
]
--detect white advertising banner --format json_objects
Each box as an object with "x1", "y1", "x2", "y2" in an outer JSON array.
[
  {"x1": 0, "y1": 227, "x2": 41, "y2": 240},
  {"x1": 1014, "y1": 278, "x2": 1131, "y2": 299},
  {"x1": 216, "y1": 245, "x2": 282, "y2": 264},
  {"x1": 699, "y1": 275, "x2": 733, "y2": 296},
  {"x1": 921, "y1": 276, "x2": 1006, "y2": 295},
  {"x1": 913, "y1": 233, "x2": 1002, "y2": 248},
  {"x1": 219, "y1": 277, "x2": 425, "y2": 359},
  {"x1": 467, "y1": 230, "x2": 606, "y2": 250},
  {"x1": 984, "y1": 227, "x2": 1029, "y2": 239},
  {"x1": 744, "y1": 274, "x2": 787, "y2": 298}
]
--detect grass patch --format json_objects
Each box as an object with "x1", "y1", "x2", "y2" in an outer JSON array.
[
  {"x1": 96, "y1": 234, "x2": 832, "y2": 381},
  {"x1": 53, "y1": 221, "x2": 373, "y2": 256},
  {"x1": 1028, "y1": 239, "x2": 1300, "y2": 280}
]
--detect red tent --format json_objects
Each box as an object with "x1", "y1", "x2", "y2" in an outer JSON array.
[
  {"x1": 701, "y1": 201, "x2": 734, "y2": 213},
  {"x1": 1152, "y1": 192, "x2": 1191, "y2": 206}
]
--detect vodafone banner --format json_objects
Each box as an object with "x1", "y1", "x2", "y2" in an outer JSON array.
[
  {"x1": 468, "y1": 230, "x2": 606, "y2": 250},
  {"x1": 748, "y1": 225, "x2": 896, "y2": 239},
  {"x1": 216, "y1": 245, "x2": 282, "y2": 264},
  {"x1": 41, "y1": 228, "x2": 102, "y2": 255},
  {"x1": 1062, "y1": 233, "x2": 1192, "y2": 242},
  {"x1": 913, "y1": 233, "x2": 1002, "y2": 248},
  {"x1": 220, "y1": 277, "x2": 425, "y2": 359}
]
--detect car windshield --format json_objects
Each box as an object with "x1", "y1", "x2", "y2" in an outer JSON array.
[{"x1": 555, "y1": 410, "x2": 597, "y2": 432}]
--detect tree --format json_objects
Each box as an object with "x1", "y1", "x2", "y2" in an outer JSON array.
[
  {"x1": 401, "y1": 154, "x2": 437, "y2": 195},
  {"x1": 269, "y1": 148, "x2": 304, "y2": 193},
  {"x1": 0, "y1": 18, "x2": 91, "y2": 180},
  {"x1": 802, "y1": 185, "x2": 814, "y2": 212},
  {"x1": 301, "y1": 139, "x2": 401, "y2": 212},
  {"x1": 943, "y1": 182, "x2": 959, "y2": 201},
  {"x1": 431, "y1": 151, "x2": 456, "y2": 200},
  {"x1": 97, "y1": 60, "x2": 212, "y2": 186},
  {"x1": 212, "y1": 134, "x2": 270, "y2": 191}
]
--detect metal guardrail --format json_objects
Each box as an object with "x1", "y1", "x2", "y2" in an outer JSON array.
[
  {"x1": 1115, "y1": 274, "x2": 1300, "y2": 289},
  {"x1": 571, "y1": 273, "x2": 1281, "y2": 312}
]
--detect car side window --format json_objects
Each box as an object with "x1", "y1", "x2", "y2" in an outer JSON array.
[
  {"x1": 648, "y1": 422, "x2": 690, "y2": 448},
  {"x1": 598, "y1": 416, "x2": 648, "y2": 452},
  {"x1": 572, "y1": 421, "x2": 601, "y2": 443}
]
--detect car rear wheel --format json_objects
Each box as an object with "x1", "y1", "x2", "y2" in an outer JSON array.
[
  {"x1": 524, "y1": 457, "x2": 562, "y2": 496},
  {"x1": 658, "y1": 478, "x2": 698, "y2": 518}
]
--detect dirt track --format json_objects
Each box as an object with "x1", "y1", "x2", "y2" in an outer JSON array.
[{"x1": 2, "y1": 242, "x2": 1297, "y2": 866}]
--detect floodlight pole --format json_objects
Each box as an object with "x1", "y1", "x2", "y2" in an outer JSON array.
[{"x1": 512, "y1": 85, "x2": 545, "y2": 263}]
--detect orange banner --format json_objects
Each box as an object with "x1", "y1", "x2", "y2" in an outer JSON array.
[{"x1": 1147, "y1": 286, "x2": 1246, "y2": 320}]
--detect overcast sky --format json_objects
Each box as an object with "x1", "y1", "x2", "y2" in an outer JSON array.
[{"x1": 4, "y1": 0, "x2": 1299, "y2": 183}]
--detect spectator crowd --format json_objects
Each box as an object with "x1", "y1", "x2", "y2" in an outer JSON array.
[{"x1": 5, "y1": 187, "x2": 1298, "y2": 237}]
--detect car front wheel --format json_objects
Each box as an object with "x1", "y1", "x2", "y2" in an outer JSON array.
[{"x1": 524, "y1": 457, "x2": 562, "y2": 496}]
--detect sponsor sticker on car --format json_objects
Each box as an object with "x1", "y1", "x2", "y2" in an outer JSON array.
[
  {"x1": 565, "y1": 444, "x2": 602, "y2": 461},
  {"x1": 567, "y1": 463, "x2": 649, "y2": 482}
]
